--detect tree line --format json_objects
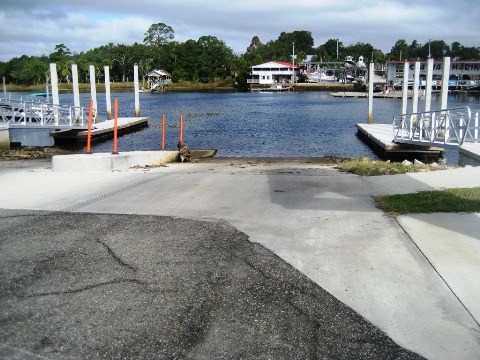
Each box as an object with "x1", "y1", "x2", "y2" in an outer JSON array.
[{"x1": 1, "y1": 22, "x2": 479, "y2": 89}]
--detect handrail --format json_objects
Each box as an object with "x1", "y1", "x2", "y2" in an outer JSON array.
[
  {"x1": 393, "y1": 106, "x2": 479, "y2": 147},
  {"x1": 0, "y1": 97, "x2": 89, "y2": 127}
]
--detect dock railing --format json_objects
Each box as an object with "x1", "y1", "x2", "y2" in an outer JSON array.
[
  {"x1": 0, "y1": 97, "x2": 89, "y2": 128},
  {"x1": 393, "y1": 106, "x2": 480, "y2": 147}
]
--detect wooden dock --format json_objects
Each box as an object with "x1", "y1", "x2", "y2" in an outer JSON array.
[
  {"x1": 51, "y1": 117, "x2": 149, "y2": 144},
  {"x1": 356, "y1": 123, "x2": 444, "y2": 162}
]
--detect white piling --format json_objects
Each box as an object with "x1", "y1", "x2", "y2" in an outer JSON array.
[
  {"x1": 104, "y1": 66, "x2": 112, "y2": 120},
  {"x1": 367, "y1": 61, "x2": 374, "y2": 123},
  {"x1": 45, "y1": 76, "x2": 50, "y2": 103},
  {"x1": 134, "y1": 64, "x2": 140, "y2": 117},
  {"x1": 89, "y1": 65, "x2": 97, "y2": 123},
  {"x1": 50, "y1": 63, "x2": 60, "y2": 125},
  {"x1": 2, "y1": 77, "x2": 6, "y2": 97},
  {"x1": 401, "y1": 61, "x2": 409, "y2": 116},
  {"x1": 440, "y1": 57, "x2": 450, "y2": 110},
  {"x1": 72, "y1": 64, "x2": 80, "y2": 120},
  {"x1": 424, "y1": 57, "x2": 434, "y2": 113},
  {"x1": 412, "y1": 61, "x2": 420, "y2": 115}
]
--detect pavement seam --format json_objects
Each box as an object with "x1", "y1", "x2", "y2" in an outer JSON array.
[
  {"x1": 14, "y1": 278, "x2": 145, "y2": 299},
  {"x1": 61, "y1": 176, "x2": 158, "y2": 212},
  {"x1": 395, "y1": 217, "x2": 480, "y2": 329}
]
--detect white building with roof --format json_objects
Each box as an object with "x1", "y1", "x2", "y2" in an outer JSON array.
[
  {"x1": 248, "y1": 61, "x2": 299, "y2": 85},
  {"x1": 146, "y1": 69, "x2": 171, "y2": 91}
]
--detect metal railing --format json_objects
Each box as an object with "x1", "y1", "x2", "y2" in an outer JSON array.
[
  {"x1": 393, "y1": 106, "x2": 479, "y2": 147},
  {"x1": 0, "y1": 97, "x2": 90, "y2": 128}
]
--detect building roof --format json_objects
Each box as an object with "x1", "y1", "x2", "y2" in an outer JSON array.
[
  {"x1": 251, "y1": 61, "x2": 299, "y2": 69},
  {"x1": 147, "y1": 69, "x2": 171, "y2": 77}
]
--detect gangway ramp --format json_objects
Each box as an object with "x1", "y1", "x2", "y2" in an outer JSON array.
[{"x1": 393, "y1": 106, "x2": 480, "y2": 165}]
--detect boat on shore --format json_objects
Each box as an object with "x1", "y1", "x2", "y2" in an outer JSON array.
[
  {"x1": 250, "y1": 84, "x2": 293, "y2": 92},
  {"x1": 344, "y1": 56, "x2": 356, "y2": 68},
  {"x1": 305, "y1": 69, "x2": 337, "y2": 83}
]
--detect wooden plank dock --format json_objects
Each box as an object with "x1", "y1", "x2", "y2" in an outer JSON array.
[
  {"x1": 51, "y1": 117, "x2": 149, "y2": 144},
  {"x1": 356, "y1": 123, "x2": 444, "y2": 162}
]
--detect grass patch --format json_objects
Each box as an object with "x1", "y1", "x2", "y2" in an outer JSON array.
[
  {"x1": 375, "y1": 187, "x2": 480, "y2": 216},
  {"x1": 337, "y1": 157, "x2": 448, "y2": 176}
]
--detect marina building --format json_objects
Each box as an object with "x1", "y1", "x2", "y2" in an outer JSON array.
[
  {"x1": 247, "y1": 61, "x2": 300, "y2": 85},
  {"x1": 386, "y1": 60, "x2": 480, "y2": 90}
]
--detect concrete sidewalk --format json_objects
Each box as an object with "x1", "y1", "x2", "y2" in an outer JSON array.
[{"x1": 0, "y1": 158, "x2": 479, "y2": 359}]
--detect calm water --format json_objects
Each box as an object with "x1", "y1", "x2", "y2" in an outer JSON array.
[{"x1": 53, "y1": 90, "x2": 479, "y2": 164}]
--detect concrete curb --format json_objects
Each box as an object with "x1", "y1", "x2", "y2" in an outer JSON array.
[{"x1": 52, "y1": 151, "x2": 179, "y2": 172}]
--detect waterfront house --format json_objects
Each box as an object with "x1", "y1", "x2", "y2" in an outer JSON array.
[
  {"x1": 146, "y1": 69, "x2": 171, "y2": 91},
  {"x1": 248, "y1": 61, "x2": 300, "y2": 85}
]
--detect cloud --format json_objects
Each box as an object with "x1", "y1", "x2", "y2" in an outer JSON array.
[{"x1": 0, "y1": 0, "x2": 479, "y2": 62}]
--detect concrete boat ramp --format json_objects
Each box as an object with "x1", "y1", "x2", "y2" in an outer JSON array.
[{"x1": 0, "y1": 156, "x2": 479, "y2": 359}]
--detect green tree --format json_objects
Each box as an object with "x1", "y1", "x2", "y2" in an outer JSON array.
[
  {"x1": 316, "y1": 39, "x2": 343, "y2": 61},
  {"x1": 449, "y1": 42, "x2": 480, "y2": 60},
  {"x1": 10, "y1": 56, "x2": 49, "y2": 85},
  {"x1": 112, "y1": 44, "x2": 135, "y2": 82},
  {"x1": 143, "y1": 23, "x2": 174, "y2": 48},
  {"x1": 388, "y1": 39, "x2": 409, "y2": 60},
  {"x1": 408, "y1": 40, "x2": 421, "y2": 59},
  {"x1": 244, "y1": 36, "x2": 265, "y2": 64}
]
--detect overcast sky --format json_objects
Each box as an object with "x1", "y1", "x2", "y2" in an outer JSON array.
[{"x1": 1, "y1": 0, "x2": 479, "y2": 62}]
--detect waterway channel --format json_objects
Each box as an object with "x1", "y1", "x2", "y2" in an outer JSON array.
[{"x1": 56, "y1": 90, "x2": 479, "y2": 164}]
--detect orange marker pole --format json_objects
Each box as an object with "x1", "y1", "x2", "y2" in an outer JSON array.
[
  {"x1": 161, "y1": 114, "x2": 166, "y2": 150},
  {"x1": 112, "y1": 98, "x2": 119, "y2": 154},
  {"x1": 86, "y1": 99, "x2": 93, "y2": 153},
  {"x1": 179, "y1": 114, "x2": 183, "y2": 142}
]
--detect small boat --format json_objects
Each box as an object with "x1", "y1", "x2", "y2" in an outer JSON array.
[
  {"x1": 344, "y1": 56, "x2": 356, "y2": 68},
  {"x1": 306, "y1": 69, "x2": 337, "y2": 83},
  {"x1": 356, "y1": 56, "x2": 366, "y2": 69},
  {"x1": 250, "y1": 84, "x2": 293, "y2": 92}
]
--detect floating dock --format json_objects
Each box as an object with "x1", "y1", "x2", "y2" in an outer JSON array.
[
  {"x1": 356, "y1": 123, "x2": 444, "y2": 162},
  {"x1": 51, "y1": 117, "x2": 149, "y2": 144},
  {"x1": 331, "y1": 92, "x2": 414, "y2": 99}
]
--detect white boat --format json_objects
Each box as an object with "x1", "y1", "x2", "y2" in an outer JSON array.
[
  {"x1": 356, "y1": 56, "x2": 366, "y2": 69},
  {"x1": 306, "y1": 69, "x2": 337, "y2": 83},
  {"x1": 344, "y1": 56, "x2": 356, "y2": 68}
]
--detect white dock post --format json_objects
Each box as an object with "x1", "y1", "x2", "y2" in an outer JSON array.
[
  {"x1": 424, "y1": 57, "x2": 434, "y2": 113},
  {"x1": 134, "y1": 64, "x2": 140, "y2": 117},
  {"x1": 440, "y1": 57, "x2": 451, "y2": 142},
  {"x1": 45, "y1": 76, "x2": 50, "y2": 103},
  {"x1": 104, "y1": 66, "x2": 112, "y2": 120},
  {"x1": 401, "y1": 61, "x2": 409, "y2": 115},
  {"x1": 89, "y1": 65, "x2": 98, "y2": 123},
  {"x1": 72, "y1": 64, "x2": 80, "y2": 121},
  {"x1": 412, "y1": 61, "x2": 420, "y2": 115},
  {"x1": 440, "y1": 57, "x2": 450, "y2": 110},
  {"x1": 367, "y1": 61, "x2": 374, "y2": 123},
  {"x1": 50, "y1": 63, "x2": 60, "y2": 125},
  {"x1": 2, "y1": 77, "x2": 6, "y2": 97}
]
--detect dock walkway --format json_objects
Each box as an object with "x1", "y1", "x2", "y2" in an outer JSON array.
[
  {"x1": 356, "y1": 123, "x2": 444, "y2": 162},
  {"x1": 51, "y1": 117, "x2": 149, "y2": 143}
]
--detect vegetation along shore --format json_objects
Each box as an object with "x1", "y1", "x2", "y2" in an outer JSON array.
[{"x1": 1, "y1": 23, "x2": 478, "y2": 90}]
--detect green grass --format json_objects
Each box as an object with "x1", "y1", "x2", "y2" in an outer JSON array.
[
  {"x1": 337, "y1": 157, "x2": 448, "y2": 176},
  {"x1": 375, "y1": 188, "x2": 480, "y2": 216}
]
